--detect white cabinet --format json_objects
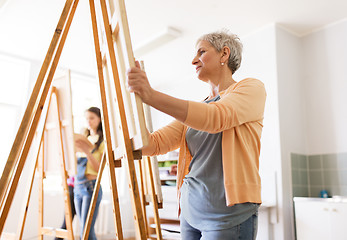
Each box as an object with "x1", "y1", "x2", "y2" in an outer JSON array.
[
  {"x1": 294, "y1": 197, "x2": 347, "y2": 240},
  {"x1": 294, "y1": 200, "x2": 331, "y2": 239},
  {"x1": 330, "y1": 202, "x2": 347, "y2": 240}
]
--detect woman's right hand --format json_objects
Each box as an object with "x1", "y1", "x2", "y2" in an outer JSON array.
[
  {"x1": 75, "y1": 139, "x2": 92, "y2": 154},
  {"x1": 127, "y1": 61, "x2": 154, "y2": 104},
  {"x1": 128, "y1": 61, "x2": 188, "y2": 123}
]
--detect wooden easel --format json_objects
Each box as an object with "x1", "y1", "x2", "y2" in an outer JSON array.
[
  {"x1": 37, "y1": 87, "x2": 75, "y2": 239},
  {"x1": 0, "y1": 0, "x2": 163, "y2": 239},
  {"x1": 82, "y1": 1, "x2": 163, "y2": 238},
  {"x1": 0, "y1": 1, "x2": 78, "y2": 233},
  {"x1": 1, "y1": 87, "x2": 75, "y2": 240}
]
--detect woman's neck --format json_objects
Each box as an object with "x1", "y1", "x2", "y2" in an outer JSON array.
[
  {"x1": 208, "y1": 74, "x2": 236, "y2": 98},
  {"x1": 90, "y1": 129, "x2": 98, "y2": 136}
]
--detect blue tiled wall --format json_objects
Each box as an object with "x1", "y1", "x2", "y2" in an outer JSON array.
[{"x1": 291, "y1": 152, "x2": 347, "y2": 197}]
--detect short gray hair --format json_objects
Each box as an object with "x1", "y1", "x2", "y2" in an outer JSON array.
[{"x1": 197, "y1": 30, "x2": 243, "y2": 74}]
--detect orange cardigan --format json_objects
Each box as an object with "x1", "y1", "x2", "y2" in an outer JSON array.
[{"x1": 147, "y1": 78, "x2": 266, "y2": 207}]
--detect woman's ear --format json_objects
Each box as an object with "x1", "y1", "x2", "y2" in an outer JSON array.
[{"x1": 221, "y1": 46, "x2": 230, "y2": 63}]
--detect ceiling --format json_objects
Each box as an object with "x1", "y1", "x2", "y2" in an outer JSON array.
[{"x1": 0, "y1": 0, "x2": 346, "y2": 82}]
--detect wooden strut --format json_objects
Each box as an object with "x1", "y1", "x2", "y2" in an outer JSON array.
[
  {"x1": 17, "y1": 133, "x2": 42, "y2": 240},
  {"x1": 86, "y1": 0, "x2": 123, "y2": 239},
  {"x1": 138, "y1": 159, "x2": 149, "y2": 238},
  {"x1": 81, "y1": 154, "x2": 107, "y2": 240},
  {"x1": 98, "y1": 0, "x2": 147, "y2": 238},
  {"x1": 145, "y1": 156, "x2": 163, "y2": 240},
  {"x1": 0, "y1": 0, "x2": 79, "y2": 234},
  {"x1": 52, "y1": 87, "x2": 75, "y2": 239},
  {"x1": 38, "y1": 132, "x2": 44, "y2": 240},
  {"x1": 16, "y1": 148, "x2": 38, "y2": 240},
  {"x1": 138, "y1": 62, "x2": 162, "y2": 240}
]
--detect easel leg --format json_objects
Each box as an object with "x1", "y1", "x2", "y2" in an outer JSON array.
[
  {"x1": 16, "y1": 141, "x2": 41, "y2": 240},
  {"x1": 106, "y1": 156, "x2": 124, "y2": 240},
  {"x1": 0, "y1": 0, "x2": 80, "y2": 234},
  {"x1": 37, "y1": 86, "x2": 55, "y2": 239},
  {"x1": 146, "y1": 157, "x2": 162, "y2": 240},
  {"x1": 138, "y1": 160, "x2": 149, "y2": 238},
  {"x1": 55, "y1": 89, "x2": 74, "y2": 240},
  {"x1": 38, "y1": 133, "x2": 45, "y2": 240},
  {"x1": 88, "y1": 0, "x2": 123, "y2": 238},
  {"x1": 82, "y1": 154, "x2": 106, "y2": 240}
]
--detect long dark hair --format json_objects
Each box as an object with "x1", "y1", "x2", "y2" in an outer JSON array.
[{"x1": 84, "y1": 107, "x2": 103, "y2": 151}]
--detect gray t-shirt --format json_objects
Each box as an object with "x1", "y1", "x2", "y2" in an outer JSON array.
[{"x1": 180, "y1": 95, "x2": 259, "y2": 231}]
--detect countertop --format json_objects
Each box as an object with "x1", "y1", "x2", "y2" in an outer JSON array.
[{"x1": 293, "y1": 196, "x2": 347, "y2": 203}]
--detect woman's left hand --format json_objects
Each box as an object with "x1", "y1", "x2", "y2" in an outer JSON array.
[{"x1": 126, "y1": 61, "x2": 154, "y2": 104}]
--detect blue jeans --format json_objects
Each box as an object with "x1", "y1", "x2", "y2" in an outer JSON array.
[
  {"x1": 180, "y1": 212, "x2": 258, "y2": 240},
  {"x1": 74, "y1": 180, "x2": 102, "y2": 240}
]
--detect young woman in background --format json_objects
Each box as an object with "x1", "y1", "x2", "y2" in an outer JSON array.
[{"x1": 74, "y1": 107, "x2": 104, "y2": 240}]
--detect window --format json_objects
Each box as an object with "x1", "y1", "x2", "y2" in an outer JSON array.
[{"x1": 0, "y1": 54, "x2": 30, "y2": 172}]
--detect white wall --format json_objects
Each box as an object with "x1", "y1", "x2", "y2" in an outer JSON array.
[
  {"x1": 0, "y1": 53, "x2": 31, "y2": 172},
  {"x1": 236, "y1": 24, "x2": 289, "y2": 240},
  {"x1": 302, "y1": 19, "x2": 347, "y2": 155},
  {"x1": 275, "y1": 26, "x2": 307, "y2": 240},
  {"x1": 255, "y1": 19, "x2": 347, "y2": 240},
  {"x1": 236, "y1": 24, "x2": 281, "y2": 188}
]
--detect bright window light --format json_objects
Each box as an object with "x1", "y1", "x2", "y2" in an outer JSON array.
[{"x1": 0, "y1": 54, "x2": 30, "y2": 172}]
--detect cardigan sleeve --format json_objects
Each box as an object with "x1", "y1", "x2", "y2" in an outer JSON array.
[
  {"x1": 145, "y1": 120, "x2": 185, "y2": 156},
  {"x1": 183, "y1": 78, "x2": 266, "y2": 133}
]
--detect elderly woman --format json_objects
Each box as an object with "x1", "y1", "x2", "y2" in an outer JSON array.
[{"x1": 127, "y1": 30, "x2": 266, "y2": 239}]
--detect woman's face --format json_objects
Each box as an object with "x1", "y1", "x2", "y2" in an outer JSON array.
[
  {"x1": 85, "y1": 111, "x2": 100, "y2": 132},
  {"x1": 192, "y1": 40, "x2": 221, "y2": 81}
]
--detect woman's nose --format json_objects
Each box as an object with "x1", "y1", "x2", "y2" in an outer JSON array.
[{"x1": 192, "y1": 56, "x2": 199, "y2": 65}]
